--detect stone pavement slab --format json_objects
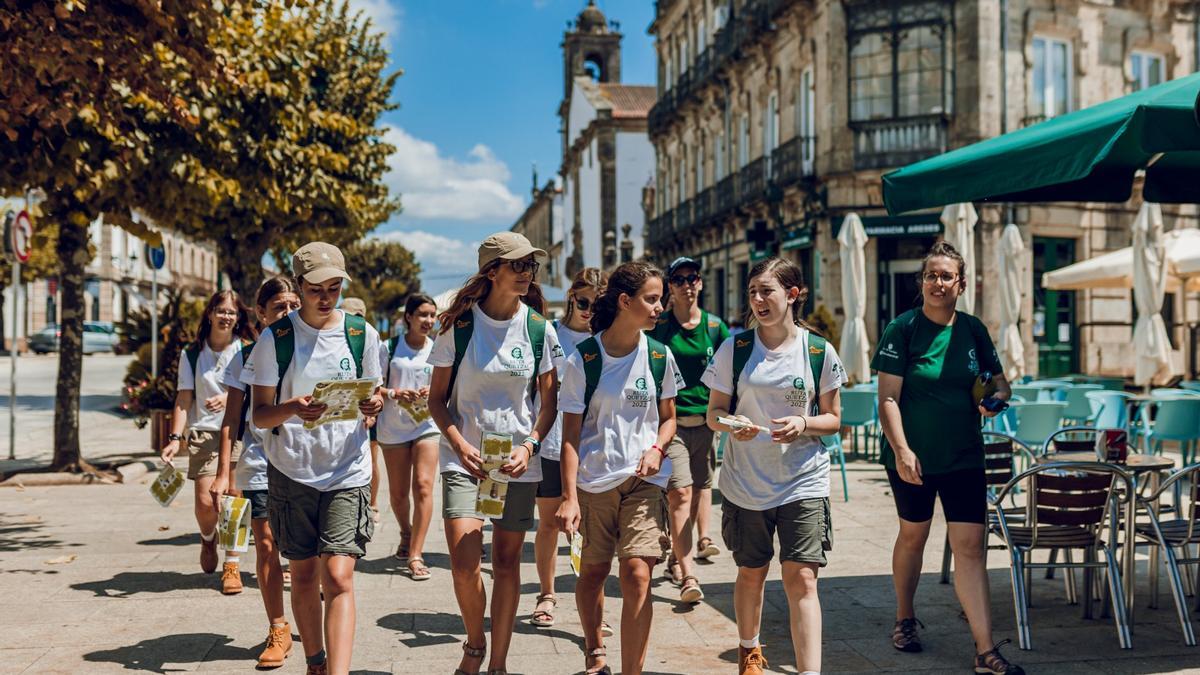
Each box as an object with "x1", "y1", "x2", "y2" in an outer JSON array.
[{"x1": 2, "y1": 453, "x2": 1199, "y2": 674}]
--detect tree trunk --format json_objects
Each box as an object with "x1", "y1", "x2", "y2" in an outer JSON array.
[
  {"x1": 220, "y1": 233, "x2": 269, "y2": 302},
  {"x1": 51, "y1": 209, "x2": 91, "y2": 472}
]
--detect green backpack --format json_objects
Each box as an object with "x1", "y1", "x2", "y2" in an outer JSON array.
[
  {"x1": 730, "y1": 330, "x2": 826, "y2": 416},
  {"x1": 575, "y1": 335, "x2": 669, "y2": 411},
  {"x1": 235, "y1": 341, "x2": 256, "y2": 442},
  {"x1": 447, "y1": 306, "x2": 548, "y2": 401},
  {"x1": 268, "y1": 312, "x2": 367, "y2": 434}
]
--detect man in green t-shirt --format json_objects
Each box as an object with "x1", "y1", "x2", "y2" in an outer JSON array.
[{"x1": 651, "y1": 256, "x2": 731, "y2": 605}]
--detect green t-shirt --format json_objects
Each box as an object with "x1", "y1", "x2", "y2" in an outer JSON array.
[
  {"x1": 870, "y1": 309, "x2": 1003, "y2": 475},
  {"x1": 652, "y1": 310, "x2": 730, "y2": 417}
]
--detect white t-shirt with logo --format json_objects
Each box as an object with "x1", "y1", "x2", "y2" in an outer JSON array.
[
  {"x1": 222, "y1": 351, "x2": 268, "y2": 491},
  {"x1": 240, "y1": 310, "x2": 383, "y2": 491},
  {"x1": 701, "y1": 328, "x2": 847, "y2": 510},
  {"x1": 427, "y1": 303, "x2": 562, "y2": 484},
  {"x1": 177, "y1": 340, "x2": 241, "y2": 432},
  {"x1": 558, "y1": 331, "x2": 682, "y2": 494},
  {"x1": 542, "y1": 323, "x2": 592, "y2": 461},
  {"x1": 376, "y1": 335, "x2": 438, "y2": 444}
]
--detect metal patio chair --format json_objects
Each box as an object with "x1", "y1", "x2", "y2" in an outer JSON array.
[
  {"x1": 1136, "y1": 464, "x2": 1200, "y2": 646},
  {"x1": 989, "y1": 461, "x2": 1134, "y2": 650}
]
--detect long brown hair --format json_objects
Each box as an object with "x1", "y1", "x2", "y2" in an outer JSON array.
[
  {"x1": 744, "y1": 257, "x2": 822, "y2": 337},
  {"x1": 196, "y1": 290, "x2": 255, "y2": 345},
  {"x1": 591, "y1": 261, "x2": 663, "y2": 333},
  {"x1": 437, "y1": 260, "x2": 547, "y2": 333},
  {"x1": 564, "y1": 267, "x2": 607, "y2": 326}
]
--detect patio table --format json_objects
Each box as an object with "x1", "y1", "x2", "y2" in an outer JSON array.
[{"x1": 1036, "y1": 450, "x2": 1175, "y2": 625}]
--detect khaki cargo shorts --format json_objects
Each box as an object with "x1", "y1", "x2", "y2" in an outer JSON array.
[
  {"x1": 577, "y1": 476, "x2": 669, "y2": 565},
  {"x1": 186, "y1": 428, "x2": 241, "y2": 480}
]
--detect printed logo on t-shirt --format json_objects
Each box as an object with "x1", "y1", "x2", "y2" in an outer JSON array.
[
  {"x1": 785, "y1": 376, "x2": 809, "y2": 408},
  {"x1": 673, "y1": 370, "x2": 686, "y2": 389},
  {"x1": 626, "y1": 377, "x2": 653, "y2": 408},
  {"x1": 967, "y1": 348, "x2": 979, "y2": 375},
  {"x1": 879, "y1": 342, "x2": 900, "y2": 360},
  {"x1": 552, "y1": 344, "x2": 565, "y2": 359},
  {"x1": 340, "y1": 357, "x2": 351, "y2": 372},
  {"x1": 499, "y1": 347, "x2": 531, "y2": 377}
]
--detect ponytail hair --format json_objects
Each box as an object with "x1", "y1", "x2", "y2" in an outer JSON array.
[
  {"x1": 744, "y1": 256, "x2": 822, "y2": 337},
  {"x1": 591, "y1": 261, "x2": 663, "y2": 333},
  {"x1": 438, "y1": 260, "x2": 547, "y2": 333},
  {"x1": 564, "y1": 267, "x2": 608, "y2": 324}
]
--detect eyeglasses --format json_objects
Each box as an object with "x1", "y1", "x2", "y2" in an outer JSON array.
[
  {"x1": 572, "y1": 297, "x2": 592, "y2": 311},
  {"x1": 670, "y1": 273, "x2": 701, "y2": 287},
  {"x1": 509, "y1": 259, "x2": 540, "y2": 276},
  {"x1": 921, "y1": 272, "x2": 959, "y2": 285},
  {"x1": 214, "y1": 309, "x2": 239, "y2": 318}
]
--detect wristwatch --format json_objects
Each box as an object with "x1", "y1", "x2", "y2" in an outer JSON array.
[
  {"x1": 167, "y1": 433, "x2": 183, "y2": 442},
  {"x1": 521, "y1": 436, "x2": 541, "y2": 456}
]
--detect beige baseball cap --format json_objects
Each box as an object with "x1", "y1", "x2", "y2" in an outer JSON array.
[
  {"x1": 478, "y1": 232, "x2": 547, "y2": 270},
  {"x1": 342, "y1": 297, "x2": 366, "y2": 317},
  {"x1": 293, "y1": 242, "x2": 351, "y2": 284}
]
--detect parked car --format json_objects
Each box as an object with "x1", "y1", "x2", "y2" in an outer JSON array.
[{"x1": 28, "y1": 322, "x2": 119, "y2": 354}]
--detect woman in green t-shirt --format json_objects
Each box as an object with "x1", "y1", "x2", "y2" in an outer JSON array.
[{"x1": 871, "y1": 241, "x2": 1023, "y2": 675}]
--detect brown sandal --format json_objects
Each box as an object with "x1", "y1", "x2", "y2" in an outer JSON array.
[
  {"x1": 679, "y1": 574, "x2": 704, "y2": 603},
  {"x1": 663, "y1": 554, "x2": 683, "y2": 586},
  {"x1": 585, "y1": 646, "x2": 611, "y2": 675},
  {"x1": 453, "y1": 641, "x2": 486, "y2": 675},
  {"x1": 407, "y1": 557, "x2": 431, "y2": 581},
  {"x1": 530, "y1": 592, "x2": 556, "y2": 627}
]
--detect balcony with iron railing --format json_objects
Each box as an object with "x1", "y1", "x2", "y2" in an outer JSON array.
[
  {"x1": 694, "y1": 186, "x2": 713, "y2": 226},
  {"x1": 739, "y1": 157, "x2": 767, "y2": 203},
  {"x1": 770, "y1": 135, "x2": 816, "y2": 186},
  {"x1": 715, "y1": 173, "x2": 739, "y2": 216},
  {"x1": 849, "y1": 115, "x2": 948, "y2": 171},
  {"x1": 677, "y1": 198, "x2": 694, "y2": 233}
]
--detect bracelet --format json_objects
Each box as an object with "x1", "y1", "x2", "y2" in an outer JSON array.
[
  {"x1": 521, "y1": 436, "x2": 540, "y2": 456},
  {"x1": 799, "y1": 416, "x2": 808, "y2": 434},
  {"x1": 650, "y1": 444, "x2": 666, "y2": 457}
]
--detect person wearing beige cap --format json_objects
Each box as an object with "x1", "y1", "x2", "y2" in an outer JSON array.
[
  {"x1": 427, "y1": 231, "x2": 564, "y2": 675},
  {"x1": 241, "y1": 241, "x2": 385, "y2": 675},
  {"x1": 342, "y1": 297, "x2": 367, "y2": 318}
]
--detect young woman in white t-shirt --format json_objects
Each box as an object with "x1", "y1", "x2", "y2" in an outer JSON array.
[
  {"x1": 210, "y1": 276, "x2": 300, "y2": 669},
  {"x1": 702, "y1": 257, "x2": 846, "y2": 675},
  {"x1": 377, "y1": 293, "x2": 439, "y2": 581},
  {"x1": 427, "y1": 232, "x2": 561, "y2": 675},
  {"x1": 556, "y1": 261, "x2": 683, "y2": 675},
  {"x1": 160, "y1": 290, "x2": 253, "y2": 589},
  {"x1": 242, "y1": 242, "x2": 385, "y2": 675},
  {"x1": 529, "y1": 267, "x2": 607, "y2": 631}
]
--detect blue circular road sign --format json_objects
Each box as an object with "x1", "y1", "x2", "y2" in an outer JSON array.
[{"x1": 146, "y1": 244, "x2": 166, "y2": 270}]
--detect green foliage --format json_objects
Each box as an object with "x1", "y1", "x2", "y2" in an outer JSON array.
[
  {"x1": 344, "y1": 239, "x2": 422, "y2": 326},
  {"x1": 122, "y1": 291, "x2": 199, "y2": 427},
  {"x1": 806, "y1": 304, "x2": 840, "y2": 350},
  {"x1": 118, "y1": 288, "x2": 206, "y2": 353}
]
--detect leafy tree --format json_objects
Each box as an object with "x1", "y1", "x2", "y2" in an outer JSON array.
[
  {"x1": 0, "y1": 0, "x2": 218, "y2": 471},
  {"x1": 344, "y1": 239, "x2": 422, "y2": 327},
  {"x1": 153, "y1": 0, "x2": 402, "y2": 300}
]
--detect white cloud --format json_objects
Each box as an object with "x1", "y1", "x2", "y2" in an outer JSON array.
[
  {"x1": 345, "y1": 0, "x2": 403, "y2": 36},
  {"x1": 383, "y1": 126, "x2": 525, "y2": 222},
  {"x1": 373, "y1": 229, "x2": 479, "y2": 280}
]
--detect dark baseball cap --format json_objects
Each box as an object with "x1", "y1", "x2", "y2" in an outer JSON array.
[{"x1": 667, "y1": 256, "x2": 701, "y2": 276}]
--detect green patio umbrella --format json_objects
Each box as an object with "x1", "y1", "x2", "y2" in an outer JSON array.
[{"x1": 883, "y1": 73, "x2": 1200, "y2": 215}]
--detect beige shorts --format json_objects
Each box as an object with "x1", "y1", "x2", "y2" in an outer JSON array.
[
  {"x1": 578, "y1": 476, "x2": 669, "y2": 565},
  {"x1": 186, "y1": 428, "x2": 241, "y2": 480},
  {"x1": 665, "y1": 424, "x2": 717, "y2": 490}
]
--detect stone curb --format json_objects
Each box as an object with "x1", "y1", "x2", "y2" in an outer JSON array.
[{"x1": 0, "y1": 459, "x2": 154, "y2": 488}]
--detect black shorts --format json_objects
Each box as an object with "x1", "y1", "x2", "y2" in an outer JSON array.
[
  {"x1": 243, "y1": 489, "x2": 270, "y2": 520},
  {"x1": 537, "y1": 456, "x2": 563, "y2": 499},
  {"x1": 886, "y1": 467, "x2": 986, "y2": 524}
]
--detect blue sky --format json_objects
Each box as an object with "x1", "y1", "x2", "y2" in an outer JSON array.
[{"x1": 353, "y1": 0, "x2": 657, "y2": 295}]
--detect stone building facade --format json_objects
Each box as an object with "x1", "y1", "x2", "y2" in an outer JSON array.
[
  {"x1": 646, "y1": 0, "x2": 1199, "y2": 377},
  {"x1": 511, "y1": 178, "x2": 564, "y2": 287}
]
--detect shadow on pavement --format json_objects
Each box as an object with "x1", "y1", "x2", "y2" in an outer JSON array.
[
  {"x1": 135, "y1": 533, "x2": 197, "y2": 547},
  {"x1": 83, "y1": 632, "x2": 256, "y2": 673},
  {"x1": 0, "y1": 512, "x2": 72, "y2": 551},
  {"x1": 357, "y1": 551, "x2": 451, "y2": 575},
  {"x1": 0, "y1": 393, "x2": 126, "y2": 414},
  {"x1": 71, "y1": 570, "x2": 258, "y2": 598}
]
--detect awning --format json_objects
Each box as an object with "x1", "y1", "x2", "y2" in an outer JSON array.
[{"x1": 1042, "y1": 228, "x2": 1200, "y2": 292}]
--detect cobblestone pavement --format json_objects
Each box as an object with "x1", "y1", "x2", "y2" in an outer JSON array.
[{"x1": 1, "y1": 453, "x2": 1199, "y2": 674}]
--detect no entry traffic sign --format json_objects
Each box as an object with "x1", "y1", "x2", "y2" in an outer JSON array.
[{"x1": 9, "y1": 210, "x2": 32, "y2": 263}]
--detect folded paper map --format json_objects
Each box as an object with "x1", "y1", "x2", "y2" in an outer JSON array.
[
  {"x1": 149, "y1": 464, "x2": 186, "y2": 507},
  {"x1": 304, "y1": 377, "x2": 378, "y2": 430},
  {"x1": 476, "y1": 431, "x2": 512, "y2": 518},
  {"x1": 218, "y1": 495, "x2": 251, "y2": 552}
]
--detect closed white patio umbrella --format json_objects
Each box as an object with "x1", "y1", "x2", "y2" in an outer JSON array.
[
  {"x1": 997, "y1": 224, "x2": 1026, "y2": 380},
  {"x1": 1132, "y1": 203, "x2": 1177, "y2": 385},
  {"x1": 838, "y1": 213, "x2": 871, "y2": 384},
  {"x1": 940, "y1": 202, "x2": 978, "y2": 313},
  {"x1": 1042, "y1": 228, "x2": 1200, "y2": 292}
]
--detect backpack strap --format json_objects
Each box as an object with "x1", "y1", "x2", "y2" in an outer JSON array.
[
  {"x1": 577, "y1": 336, "x2": 603, "y2": 411},
  {"x1": 343, "y1": 313, "x2": 366, "y2": 378},
  {"x1": 383, "y1": 336, "x2": 400, "y2": 388},
  {"x1": 236, "y1": 341, "x2": 256, "y2": 442},
  {"x1": 448, "y1": 311, "x2": 474, "y2": 397},
  {"x1": 268, "y1": 316, "x2": 295, "y2": 436},
  {"x1": 185, "y1": 343, "x2": 202, "y2": 383},
  {"x1": 527, "y1": 308, "x2": 547, "y2": 401},
  {"x1": 729, "y1": 332, "x2": 755, "y2": 414},
  {"x1": 645, "y1": 336, "x2": 668, "y2": 402},
  {"x1": 806, "y1": 331, "x2": 827, "y2": 416}
]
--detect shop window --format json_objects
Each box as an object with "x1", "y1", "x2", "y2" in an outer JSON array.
[
  {"x1": 847, "y1": 0, "x2": 953, "y2": 122},
  {"x1": 1130, "y1": 52, "x2": 1164, "y2": 92},
  {"x1": 1032, "y1": 36, "x2": 1072, "y2": 119}
]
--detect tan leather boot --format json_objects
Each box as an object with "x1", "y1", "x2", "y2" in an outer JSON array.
[
  {"x1": 220, "y1": 561, "x2": 243, "y2": 595},
  {"x1": 257, "y1": 622, "x2": 293, "y2": 668},
  {"x1": 738, "y1": 645, "x2": 768, "y2": 675}
]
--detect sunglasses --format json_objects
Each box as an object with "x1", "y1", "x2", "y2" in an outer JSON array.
[
  {"x1": 508, "y1": 259, "x2": 541, "y2": 275},
  {"x1": 572, "y1": 297, "x2": 592, "y2": 311},
  {"x1": 669, "y1": 273, "x2": 701, "y2": 287}
]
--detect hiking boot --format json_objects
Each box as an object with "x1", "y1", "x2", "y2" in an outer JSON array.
[
  {"x1": 737, "y1": 645, "x2": 768, "y2": 675},
  {"x1": 257, "y1": 623, "x2": 293, "y2": 668},
  {"x1": 200, "y1": 535, "x2": 218, "y2": 574},
  {"x1": 891, "y1": 617, "x2": 924, "y2": 653},
  {"x1": 221, "y1": 562, "x2": 243, "y2": 595},
  {"x1": 974, "y1": 639, "x2": 1025, "y2": 674}
]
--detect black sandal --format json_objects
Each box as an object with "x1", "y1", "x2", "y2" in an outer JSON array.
[
  {"x1": 453, "y1": 640, "x2": 486, "y2": 675},
  {"x1": 585, "y1": 646, "x2": 611, "y2": 675}
]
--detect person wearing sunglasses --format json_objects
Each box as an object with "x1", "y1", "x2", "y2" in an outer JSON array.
[
  {"x1": 649, "y1": 256, "x2": 730, "y2": 605},
  {"x1": 427, "y1": 232, "x2": 563, "y2": 675},
  {"x1": 871, "y1": 241, "x2": 1021, "y2": 675}
]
